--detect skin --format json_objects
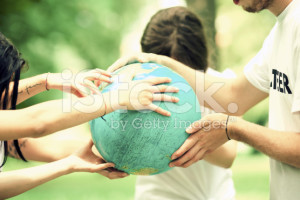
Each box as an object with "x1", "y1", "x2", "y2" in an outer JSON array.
[
  {"x1": 0, "y1": 139, "x2": 115, "y2": 199},
  {"x1": 107, "y1": 0, "x2": 299, "y2": 170},
  {"x1": 109, "y1": 63, "x2": 237, "y2": 168},
  {"x1": 0, "y1": 69, "x2": 179, "y2": 197},
  {"x1": 1, "y1": 70, "x2": 179, "y2": 140}
]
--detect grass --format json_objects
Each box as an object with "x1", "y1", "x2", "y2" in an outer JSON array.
[{"x1": 4, "y1": 152, "x2": 269, "y2": 200}]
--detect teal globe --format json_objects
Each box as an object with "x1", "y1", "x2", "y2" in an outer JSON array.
[{"x1": 90, "y1": 63, "x2": 201, "y2": 175}]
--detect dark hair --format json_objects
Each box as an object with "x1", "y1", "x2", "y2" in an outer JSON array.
[
  {"x1": 0, "y1": 32, "x2": 27, "y2": 167},
  {"x1": 141, "y1": 6, "x2": 208, "y2": 72}
]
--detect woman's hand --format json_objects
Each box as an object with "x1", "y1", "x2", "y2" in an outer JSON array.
[
  {"x1": 105, "y1": 77, "x2": 179, "y2": 116},
  {"x1": 65, "y1": 139, "x2": 129, "y2": 179},
  {"x1": 64, "y1": 140, "x2": 114, "y2": 173},
  {"x1": 46, "y1": 69, "x2": 112, "y2": 97}
]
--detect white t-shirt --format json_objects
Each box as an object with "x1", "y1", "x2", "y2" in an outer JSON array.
[
  {"x1": 135, "y1": 69, "x2": 236, "y2": 200},
  {"x1": 244, "y1": 0, "x2": 300, "y2": 199},
  {"x1": 0, "y1": 141, "x2": 4, "y2": 172}
]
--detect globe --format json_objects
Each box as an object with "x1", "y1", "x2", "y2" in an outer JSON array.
[{"x1": 90, "y1": 62, "x2": 201, "y2": 175}]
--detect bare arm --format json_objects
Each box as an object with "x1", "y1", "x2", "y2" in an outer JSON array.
[
  {"x1": 156, "y1": 55, "x2": 268, "y2": 115},
  {"x1": 0, "y1": 140, "x2": 114, "y2": 199},
  {"x1": 171, "y1": 114, "x2": 300, "y2": 169},
  {"x1": 7, "y1": 135, "x2": 129, "y2": 179},
  {"x1": 7, "y1": 136, "x2": 88, "y2": 162},
  {"x1": 108, "y1": 54, "x2": 268, "y2": 115},
  {"x1": 203, "y1": 140, "x2": 237, "y2": 168},
  {"x1": 14, "y1": 74, "x2": 48, "y2": 105},
  {"x1": 0, "y1": 77, "x2": 179, "y2": 140},
  {"x1": 0, "y1": 95, "x2": 107, "y2": 140},
  {"x1": 230, "y1": 117, "x2": 300, "y2": 168},
  {"x1": 9, "y1": 69, "x2": 112, "y2": 106}
]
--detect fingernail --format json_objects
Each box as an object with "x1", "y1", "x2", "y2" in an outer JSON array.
[
  {"x1": 122, "y1": 173, "x2": 128, "y2": 177},
  {"x1": 169, "y1": 163, "x2": 174, "y2": 167},
  {"x1": 175, "y1": 97, "x2": 179, "y2": 102},
  {"x1": 171, "y1": 155, "x2": 177, "y2": 160},
  {"x1": 186, "y1": 127, "x2": 192, "y2": 133}
]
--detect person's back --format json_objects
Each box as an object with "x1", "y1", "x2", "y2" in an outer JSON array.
[{"x1": 135, "y1": 7, "x2": 236, "y2": 200}]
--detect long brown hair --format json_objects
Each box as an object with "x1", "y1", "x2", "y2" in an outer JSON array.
[
  {"x1": 0, "y1": 32, "x2": 27, "y2": 167},
  {"x1": 141, "y1": 6, "x2": 208, "y2": 71}
]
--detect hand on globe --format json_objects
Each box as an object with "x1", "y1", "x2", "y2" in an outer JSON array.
[
  {"x1": 107, "y1": 53, "x2": 164, "y2": 73},
  {"x1": 105, "y1": 77, "x2": 179, "y2": 116},
  {"x1": 169, "y1": 113, "x2": 232, "y2": 168},
  {"x1": 46, "y1": 69, "x2": 112, "y2": 97},
  {"x1": 63, "y1": 140, "x2": 115, "y2": 173}
]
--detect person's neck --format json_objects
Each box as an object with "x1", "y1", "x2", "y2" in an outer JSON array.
[{"x1": 268, "y1": 0, "x2": 293, "y2": 16}]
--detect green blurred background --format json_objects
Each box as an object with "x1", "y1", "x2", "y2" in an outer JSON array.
[{"x1": 1, "y1": 0, "x2": 274, "y2": 199}]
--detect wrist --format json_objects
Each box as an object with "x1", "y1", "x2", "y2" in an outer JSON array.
[
  {"x1": 102, "y1": 93, "x2": 114, "y2": 115},
  {"x1": 38, "y1": 73, "x2": 48, "y2": 91},
  {"x1": 45, "y1": 72, "x2": 50, "y2": 91},
  {"x1": 60, "y1": 156, "x2": 76, "y2": 174},
  {"x1": 227, "y1": 116, "x2": 241, "y2": 141}
]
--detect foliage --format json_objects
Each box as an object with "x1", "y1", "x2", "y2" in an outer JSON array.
[{"x1": 0, "y1": 0, "x2": 142, "y2": 106}]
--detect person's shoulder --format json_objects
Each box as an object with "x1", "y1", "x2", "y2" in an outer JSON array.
[{"x1": 288, "y1": 1, "x2": 300, "y2": 28}]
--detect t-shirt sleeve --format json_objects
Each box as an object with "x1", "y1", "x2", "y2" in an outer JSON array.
[
  {"x1": 291, "y1": 27, "x2": 300, "y2": 113},
  {"x1": 244, "y1": 42, "x2": 270, "y2": 94}
]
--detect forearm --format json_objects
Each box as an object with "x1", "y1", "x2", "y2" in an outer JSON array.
[
  {"x1": 0, "y1": 158, "x2": 72, "y2": 199},
  {"x1": 230, "y1": 117, "x2": 300, "y2": 168},
  {"x1": 204, "y1": 140, "x2": 237, "y2": 168},
  {"x1": 10, "y1": 137, "x2": 88, "y2": 162},
  {"x1": 15, "y1": 73, "x2": 48, "y2": 104},
  {"x1": 158, "y1": 55, "x2": 267, "y2": 115},
  {"x1": 0, "y1": 94, "x2": 113, "y2": 140}
]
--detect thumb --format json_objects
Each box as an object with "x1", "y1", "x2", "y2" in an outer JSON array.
[
  {"x1": 186, "y1": 120, "x2": 203, "y2": 134},
  {"x1": 90, "y1": 163, "x2": 115, "y2": 172}
]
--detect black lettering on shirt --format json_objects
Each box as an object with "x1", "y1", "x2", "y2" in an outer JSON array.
[{"x1": 270, "y1": 69, "x2": 292, "y2": 94}]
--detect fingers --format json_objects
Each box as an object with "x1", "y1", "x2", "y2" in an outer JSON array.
[
  {"x1": 147, "y1": 103, "x2": 171, "y2": 116},
  {"x1": 150, "y1": 85, "x2": 179, "y2": 93},
  {"x1": 181, "y1": 149, "x2": 207, "y2": 168},
  {"x1": 94, "y1": 80, "x2": 102, "y2": 88},
  {"x1": 92, "y1": 68, "x2": 112, "y2": 77},
  {"x1": 144, "y1": 77, "x2": 171, "y2": 85},
  {"x1": 98, "y1": 168, "x2": 129, "y2": 179},
  {"x1": 186, "y1": 120, "x2": 206, "y2": 134},
  {"x1": 80, "y1": 81, "x2": 102, "y2": 96},
  {"x1": 90, "y1": 162, "x2": 115, "y2": 172},
  {"x1": 169, "y1": 141, "x2": 202, "y2": 167},
  {"x1": 170, "y1": 135, "x2": 198, "y2": 161},
  {"x1": 83, "y1": 72, "x2": 113, "y2": 83},
  {"x1": 107, "y1": 56, "x2": 133, "y2": 73},
  {"x1": 73, "y1": 89, "x2": 87, "y2": 98},
  {"x1": 152, "y1": 94, "x2": 179, "y2": 103}
]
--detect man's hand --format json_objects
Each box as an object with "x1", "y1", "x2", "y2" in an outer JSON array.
[
  {"x1": 169, "y1": 113, "x2": 233, "y2": 168},
  {"x1": 107, "y1": 53, "x2": 164, "y2": 73}
]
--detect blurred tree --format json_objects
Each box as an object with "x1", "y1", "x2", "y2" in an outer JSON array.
[
  {"x1": 0, "y1": 0, "x2": 142, "y2": 107},
  {"x1": 186, "y1": 0, "x2": 218, "y2": 69}
]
